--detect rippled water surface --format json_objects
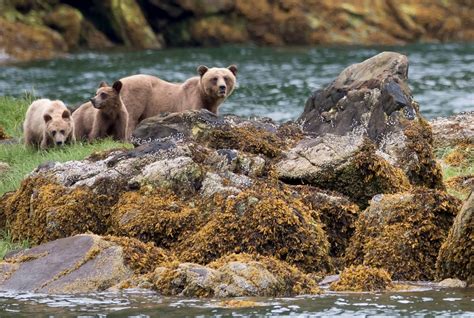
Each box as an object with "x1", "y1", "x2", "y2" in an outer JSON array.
[
  {"x1": 0, "y1": 43, "x2": 473, "y2": 121},
  {"x1": 0, "y1": 287, "x2": 473, "y2": 317}
]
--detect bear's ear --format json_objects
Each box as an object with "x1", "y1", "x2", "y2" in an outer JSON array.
[
  {"x1": 99, "y1": 81, "x2": 109, "y2": 88},
  {"x1": 112, "y1": 80, "x2": 123, "y2": 93},
  {"x1": 227, "y1": 65, "x2": 237, "y2": 76},
  {"x1": 43, "y1": 114, "x2": 52, "y2": 123},
  {"x1": 197, "y1": 65, "x2": 208, "y2": 77},
  {"x1": 62, "y1": 110, "x2": 71, "y2": 120}
]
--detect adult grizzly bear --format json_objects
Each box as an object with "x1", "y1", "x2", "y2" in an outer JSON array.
[
  {"x1": 73, "y1": 80, "x2": 129, "y2": 141},
  {"x1": 23, "y1": 99, "x2": 75, "y2": 149},
  {"x1": 118, "y1": 65, "x2": 237, "y2": 136}
]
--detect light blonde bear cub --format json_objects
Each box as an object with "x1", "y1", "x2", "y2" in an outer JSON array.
[
  {"x1": 73, "y1": 80, "x2": 129, "y2": 141},
  {"x1": 23, "y1": 99, "x2": 75, "y2": 149}
]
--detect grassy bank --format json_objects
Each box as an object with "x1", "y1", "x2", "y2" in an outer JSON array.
[{"x1": 0, "y1": 96, "x2": 132, "y2": 195}]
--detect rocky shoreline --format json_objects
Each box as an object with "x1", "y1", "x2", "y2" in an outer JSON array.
[
  {"x1": 1, "y1": 0, "x2": 474, "y2": 63},
  {"x1": 0, "y1": 51, "x2": 472, "y2": 296}
]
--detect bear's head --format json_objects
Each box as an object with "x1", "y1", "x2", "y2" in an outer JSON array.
[
  {"x1": 198, "y1": 65, "x2": 237, "y2": 100},
  {"x1": 90, "y1": 80, "x2": 123, "y2": 110},
  {"x1": 43, "y1": 102, "x2": 74, "y2": 146}
]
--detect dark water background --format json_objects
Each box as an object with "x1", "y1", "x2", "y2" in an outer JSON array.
[{"x1": 1, "y1": 43, "x2": 473, "y2": 121}]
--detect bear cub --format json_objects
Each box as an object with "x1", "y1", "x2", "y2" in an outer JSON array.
[
  {"x1": 23, "y1": 99, "x2": 75, "y2": 149},
  {"x1": 73, "y1": 80, "x2": 129, "y2": 142}
]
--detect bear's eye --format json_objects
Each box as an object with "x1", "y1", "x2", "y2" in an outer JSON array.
[
  {"x1": 100, "y1": 92, "x2": 108, "y2": 98},
  {"x1": 51, "y1": 130, "x2": 57, "y2": 136},
  {"x1": 212, "y1": 77, "x2": 218, "y2": 83},
  {"x1": 60, "y1": 130, "x2": 65, "y2": 135}
]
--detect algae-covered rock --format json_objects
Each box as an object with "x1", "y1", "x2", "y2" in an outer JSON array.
[
  {"x1": 329, "y1": 265, "x2": 393, "y2": 292},
  {"x1": 297, "y1": 51, "x2": 443, "y2": 190},
  {"x1": 43, "y1": 4, "x2": 83, "y2": 49},
  {"x1": 152, "y1": 253, "x2": 320, "y2": 297},
  {"x1": 0, "y1": 234, "x2": 168, "y2": 293},
  {"x1": 100, "y1": 0, "x2": 161, "y2": 49},
  {"x1": 176, "y1": 184, "x2": 332, "y2": 273},
  {"x1": 0, "y1": 16, "x2": 67, "y2": 62},
  {"x1": 277, "y1": 134, "x2": 410, "y2": 208},
  {"x1": 436, "y1": 191, "x2": 473, "y2": 285},
  {"x1": 345, "y1": 188, "x2": 460, "y2": 281}
]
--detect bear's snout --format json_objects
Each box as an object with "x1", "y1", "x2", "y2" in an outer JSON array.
[
  {"x1": 56, "y1": 141, "x2": 64, "y2": 146},
  {"x1": 218, "y1": 85, "x2": 226, "y2": 95}
]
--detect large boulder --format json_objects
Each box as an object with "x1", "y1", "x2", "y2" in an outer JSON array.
[
  {"x1": 437, "y1": 192, "x2": 473, "y2": 285},
  {"x1": 0, "y1": 234, "x2": 172, "y2": 293},
  {"x1": 344, "y1": 188, "x2": 460, "y2": 280},
  {"x1": 294, "y1": 51, "x2": 443, "y2": 191},
  {"x1": 43, "y1": 4, "x2": 83, "y2": 50}
]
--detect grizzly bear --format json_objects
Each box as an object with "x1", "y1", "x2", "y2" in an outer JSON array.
[
  {"x1": 73, "y1": 80, "x2": 129, "y2": 142},
  {"x1": 23, "y1": 99, "x2": 75, "y2": 149},
  {"x1": 81, "y1": 65, "x2": 237, "y2": 137}
]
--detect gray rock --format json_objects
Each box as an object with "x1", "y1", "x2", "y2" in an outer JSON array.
[
  {"x1": 0, "y1": 234, "x2": 133, "y2": 293},
  {"x1": 0, "y1": 161, "x2": 10, "y2": 175},
  {"x1": 438, "y1": 278, "x2": 467, "y2": 288},
  {"x1": 430, "y1": 112, "x2": 474, "y2": 147}
]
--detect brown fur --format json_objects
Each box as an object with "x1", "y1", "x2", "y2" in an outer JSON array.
[
  {"x1": 92, "y1": 65, "x2": 237, "y2": 137},
  {"x1": 23, "y1": 99, "x2": 75, "y2": 149},
  {"x1": 73, "y1": 81, "x2": 129, "y2": 141}
]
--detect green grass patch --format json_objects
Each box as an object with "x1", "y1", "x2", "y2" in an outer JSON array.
[
  {"x1": 0, "y1": 96, "x2": 132, "y2": 196},
  {"x1": 0, "y1": 229, "x2": 30, "y2": 259}
]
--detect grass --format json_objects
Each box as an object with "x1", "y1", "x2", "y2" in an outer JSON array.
[
  {"x1": 0, "y1": 230, "x2": 30, "y2": 259},
  {"x1": 0, "y1": 96, "x2": 132, "y2": 195},
  {"x1": 435, "y1": 145, "x2": 474, "y2": 200}
]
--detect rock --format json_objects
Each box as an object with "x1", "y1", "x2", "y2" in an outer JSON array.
[
  {"x1": 100, "y1": 0, "x2": 162, "y2": 49},
  {"x1": 152, "y1": 253, "x2": 320, "y2": 297},
  {"x1": 79, "y1": 20, "x2": 114, "y2": 49},
  {"x1": 436, "y1": 191, "x2": 473, "y2": 285},
  {"x1": 277, "y1": 133, "x2": 410, "y2": 208},
  {"x1": 0, "y1": 234, "x2": 170, "y2": 293},
  {"x1": 0, "y1": 17, "x2": 67, "y2": 63},
  {"x1": 177, "y1": 0, "x2": 234, "y2": 16},
  {"x1": 430, "y1": 112, "x2": 474, "y2": 148},
  {"x1": 297, "y1": 186, "x2": 359, "y2": 259},
  {"x1": 438, "y1": 278, "x2": 467, "y2": 288},
  {"x1": 345, "y1": 188, "x2": 460, "y2": 281},
  {"x1": 296, "y1": 51, "x2": 443, "y2": 190},
  {"x1": 188, "y1": 16, "x2": 249, "y2": 46},
  {"x1": 0, "y1": 162, "x2": 10, "y2": 175},
  {"x1": 0, "y1": 126, "x2": 9, "y2": 140},
  {"x1": 329, "y1": 265, "x2": 393, "y2": 292},
  {"x1": 43, "y1": 4, "x2": 83, "y2": 49}
]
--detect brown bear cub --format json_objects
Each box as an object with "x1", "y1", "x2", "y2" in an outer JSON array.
[
  {"x1": 23, "y1": 99, "x2": 75, "y2": 149},
  {"x1": 72, "y1": 80, "x2": 129, "y2": 142},
  {"x1": 117, "y1": 64, "x2": 237, "y2": 136}
]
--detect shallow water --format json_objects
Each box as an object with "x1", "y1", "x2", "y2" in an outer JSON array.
[
  {"x1": 0, "y1": 43, "x2": 473, "y2": 121},
  {"x1": 0, "y1": 286, "x2": 473, "y2": 317}
]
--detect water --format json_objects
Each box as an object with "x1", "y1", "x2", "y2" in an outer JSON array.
[
  {"x1": 0, "y1": 43, "x2": 473, "y2": 122},
  {"x1": 0, "y1": 287, "x2": 473, "y2": 317}
]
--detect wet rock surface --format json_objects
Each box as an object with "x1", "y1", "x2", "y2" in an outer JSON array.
[
  {"x1": 0, "y1": 52, "x2": 469, "y2": 295},
  {"x1": 436, "y1": 192, "x2": 473, "y2": 286},
  {"x1": 430, "y1": 112, "x2": 474, "y2": 148},
  {"x1": 0, "y1": 234, "x2": 169, "y2": 293}
]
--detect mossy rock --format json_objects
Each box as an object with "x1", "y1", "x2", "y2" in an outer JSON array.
[
  {"x1": 345, "y1": 188, "x2": 461, "y2": 280},
  {"x1": 436, "y1": 192, "x2": 473, "y2": 285},
  {"x1": 43, "y1": 4, "x2": 83, "y2": 49},
  {"x1": 277, "y1": 135, "x2": 411, "y2": 208},
  {"x1": 152, "y1": 253, "x2": 320, "y2": 297},
  {"x1": 0, "y1": 16, "x2": 67, "y2": 62},
  {"x1": 176, "y1": 184, "x2": 332, "y2": 273},
  {"x1": 100, "y1": 0, "x2": 161, "y2": 49},
  {"x1": 330, "y1": 265, "x2": 393, "y2": 292},
  {"x1": 188, "y1": 16, "x2": 249, "y2": 46},
  {"x1": 2, "y1": 177, "x2": 118, "y2": 244}
]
